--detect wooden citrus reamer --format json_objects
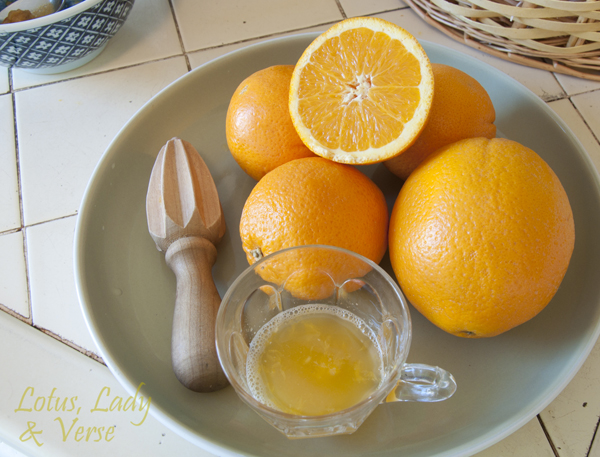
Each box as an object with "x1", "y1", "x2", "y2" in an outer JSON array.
[{"x1": 146, "y1": 137, "x2": 229, "y2": 392}]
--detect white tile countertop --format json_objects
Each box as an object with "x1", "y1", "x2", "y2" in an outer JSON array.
[{"x1": 2, "y1": 0, "x2": 600, "y2": 456}]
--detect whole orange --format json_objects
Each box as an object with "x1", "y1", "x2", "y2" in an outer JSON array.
[
  {"x1": 385, "y1": 63, "x2": 496, "y2": 180},
  {"x1": 240, "y1": 157, "x2": 388, "y2": 299},
  {"x1": 226, "y1": 65, "x2": 316, "y2": 181},
  {"x1": 389, "y1": 137, "x2": 575, "y2": 338}
]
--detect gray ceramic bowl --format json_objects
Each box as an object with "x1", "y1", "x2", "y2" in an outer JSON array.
[
  {"x1": 0, "y1": 0, "x2": 134, "y2": 73},
  {"x1": 74, "y1": 34, "x2": 600, "y2": 457}
]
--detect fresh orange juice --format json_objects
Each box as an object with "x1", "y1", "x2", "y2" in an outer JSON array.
[{"x1": 246, "y1": 304, "x2": 383, "y2": 416}]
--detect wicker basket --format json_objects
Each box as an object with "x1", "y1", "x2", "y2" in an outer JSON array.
[{"x1": 405, "y1": 0, "x2": 600, "y2": 80}]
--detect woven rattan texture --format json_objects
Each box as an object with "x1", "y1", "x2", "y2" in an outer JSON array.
[{"x1": 406, "y1": 0, "x2": 600, "y2": 80}]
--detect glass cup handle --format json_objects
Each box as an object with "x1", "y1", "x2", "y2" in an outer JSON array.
[{"x1": 384, "y1": 363, "x2": 457, "y2": 403}]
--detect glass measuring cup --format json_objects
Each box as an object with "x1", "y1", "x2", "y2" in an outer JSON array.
[{"x1": 215, "y1": 245, "x2": 456, "y2": 438}]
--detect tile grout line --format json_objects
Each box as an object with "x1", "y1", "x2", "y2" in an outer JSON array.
[
  {"x1": 9, "y1": 69, "x2": 34, "y2": 326},
  {"x1": 335, "y1": 0, "x2": 348, "y2": 19},
  {"x1": 2, "y1": 83, "x2": 86, "y2": 355},
  {"x1": 20, "y1": 228, "x2": 33, "y2": 324},
  {"x1": 166, "y1": 0, "x2": 191, "y2": 72},
  {"x1": 0, "y1": 227, "x2": 20, "y2": 236},
  {"x1": 568, "y1": 97, "x2": 600, "y2": 147},
  {"x1": 0, "y1": 212, "x2": 78, "y2": 236},
  {"x1": 537, "y1": 414, "x2": 561, "y2": 457},
  {"x1": 585, "y1": 414, "x2": 600, "y2": 457},
  {"x1": 549, "y1": 71, "x2": 567, "y2": 103},
  {"x1": 33, "y1": 324, "x2": 105, "y2": 365},
  {"x1": 0, "y1": 303, "x2": 31, "y2": 325},
  {"x1": 9, "y1": 54, "x2": 188, "y2": 93},
  {"x1": 0, "y1": 285, "x2": 108, "y2": 365}
]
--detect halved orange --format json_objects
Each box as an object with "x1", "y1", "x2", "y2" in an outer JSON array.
[{"x1": 289, "y1": 17, "x2": 434, "y2": 165}]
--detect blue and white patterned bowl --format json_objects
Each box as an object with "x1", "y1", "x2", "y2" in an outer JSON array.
[{"x1": 0, "y1": 0, "x2": 134, "y2": 73}]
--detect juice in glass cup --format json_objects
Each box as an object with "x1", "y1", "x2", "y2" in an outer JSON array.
[
  {"x1": 246, "y1": 304, "x2": 384, "y2": 416},
  {"x1": 216, "y1": 245, "x2": 456, "y2": 438}
]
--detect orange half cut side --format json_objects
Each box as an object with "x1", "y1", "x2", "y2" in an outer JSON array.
[{"x1": 289, "y1": 17, "x2": 434, "y2": 165}]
